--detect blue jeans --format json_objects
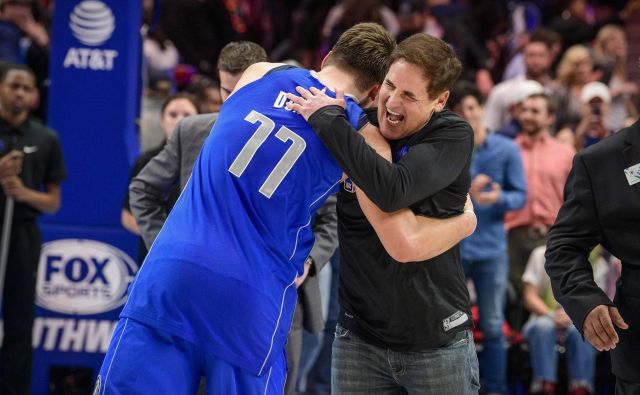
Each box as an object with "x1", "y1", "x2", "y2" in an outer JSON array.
[
  {"x1": 523, "y1": 315, "x2": 595, "y2": 387},
  {"x1": 332, "y1": 325, "x2": 480, "y2": 394},
  {"x1": 462, "y1": 254, "x2": 508, "y2": 394}
]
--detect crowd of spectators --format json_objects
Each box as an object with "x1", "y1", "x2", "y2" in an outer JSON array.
[{"x1": 2, "y1": 0, "x2": 640, "y2": 394}]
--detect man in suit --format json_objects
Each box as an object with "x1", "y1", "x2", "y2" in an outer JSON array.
[{"x1": 545, "y1": 59, "x2": 640, "y2": 392}]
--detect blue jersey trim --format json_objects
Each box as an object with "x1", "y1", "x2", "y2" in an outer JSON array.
[{"x1": 258, "y1": 278, "x2": 296, "y2": 375}]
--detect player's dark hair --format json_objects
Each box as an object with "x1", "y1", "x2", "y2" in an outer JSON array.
[{"x1": 328, "y1": 23, "x2": 396, "y2": 92}]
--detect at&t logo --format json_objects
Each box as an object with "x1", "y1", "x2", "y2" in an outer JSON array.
[
  {"x1": 63, "y1": 0, "x2": 118, "y2": 71},
  {"x1": 36, "y1": 239, "x2": 138, "y2": 315}
]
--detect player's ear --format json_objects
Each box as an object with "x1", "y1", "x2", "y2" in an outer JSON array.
[
  {"x1": 367, "y1": 85, "x2": 380, "y2": 104},
  {"x1": 320, "y1": 51, "x2": 332, "y2": 69}
]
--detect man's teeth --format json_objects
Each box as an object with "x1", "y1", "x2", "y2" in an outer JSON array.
[{"x1": 386, "y1": 108, "x2": 402, "y2": 124}]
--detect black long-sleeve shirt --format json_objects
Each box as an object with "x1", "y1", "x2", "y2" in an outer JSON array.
[{"x1": 308, "y1": 107, "x2": 475, "y2": 350}]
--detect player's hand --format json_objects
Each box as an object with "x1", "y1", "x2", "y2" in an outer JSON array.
[
  {"x1": 583, "y1": 305, "x2": 628, "y2": 351},
  {"x1": 294, "y1": 260, "x2": 312, "y2": 288},
  {"x1": 0, "y1": 150, "x2": 24, "y2": 178},
  {"x1": 286, "y1": 86, "x2": 346, "y2": 121}
]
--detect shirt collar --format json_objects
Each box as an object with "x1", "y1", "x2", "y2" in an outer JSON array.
[
  {"x1": 0, "y1": 116, "x2": 29, "y2": 135},
  {"x1": 518, "y1": 131, "x2": 550, "y2": 149}
]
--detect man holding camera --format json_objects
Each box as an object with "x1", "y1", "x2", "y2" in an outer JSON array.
[{"x1": 556, "y1": 81, "x2": 613, "y2": 151}]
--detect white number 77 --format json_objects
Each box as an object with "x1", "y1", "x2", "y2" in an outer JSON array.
[{"x1": 228, "y1": 110, "x2": 307, "y2": 198}]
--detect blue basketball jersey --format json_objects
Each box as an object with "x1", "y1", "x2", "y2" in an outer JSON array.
[{"x1": 121, "y1": 67, "x2": 364, "y2": 376}]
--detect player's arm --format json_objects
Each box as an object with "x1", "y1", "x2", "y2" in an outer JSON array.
[
  {"x1": 355, "y1": 125, "x2": 476, "y2": 263},
  {"x1": 227, "y1": 62, "x2": 288, "y2": 99}
]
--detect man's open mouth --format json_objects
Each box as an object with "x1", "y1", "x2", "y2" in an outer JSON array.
[{"x1": 386, "y1": 107, "x2": 404, "y2": 124}]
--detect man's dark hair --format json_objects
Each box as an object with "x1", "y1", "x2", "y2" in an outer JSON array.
[
  {"x1": 527, "y1": 28, "x2": 561, "y2": 52},
  {"x1": 392, "y1": 34, "x2": 462, "y2": 98},
  {"x1": 0, "y1": 63, "x2": 35, "y2": 83},
  {"x1": 327, "y1": 22, "x2": 396, "y2": 92},
  {"x1": 448, "y1": 81, "x2": 484, "y2": 111},
  {"x1": 217, "y1": 41, "x2": 268, "y2": 75},
  {"x1": 526, "y1": 92, "x2": 557, "y2": 115}
]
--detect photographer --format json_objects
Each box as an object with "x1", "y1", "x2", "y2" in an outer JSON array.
[{"x1": 556, "y1": 81, "x2": 613, "y2": 151}]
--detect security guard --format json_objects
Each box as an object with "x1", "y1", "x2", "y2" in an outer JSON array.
[{"x1": 0, "y1": 63, "x2": 66, "y2": 395}]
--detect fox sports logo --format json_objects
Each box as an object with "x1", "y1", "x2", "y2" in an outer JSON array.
[
  {"x1": 36, "y1": 239, "x2": 138, "y2": 315},
  {"x1": 69, "y1": 0, "x2": 115, "y2": 46}
]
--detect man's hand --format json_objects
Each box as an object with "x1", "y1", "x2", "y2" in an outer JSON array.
[
  {"x1": 286, "y1": 86, "x2": 346, "y2": 121},
  {"x1": 0, "y1": 175, "x2": 29, "y2": 201},
  {"x1": 553, "y1": 309, "x2": 572, "y2": 330},
  {"x1": 294, "y1": 259, "x2": 312, "y2": 288},
  {"x1": 0, "y1": 150, "x2": 24, "y2": 178},
  {"x1": 583, "y1": 305, "x2": 628, "y2": 351},
  {"x1": 470, "y1": 173, "x2": 501, "y2": 205},
  {"x1": 16, "y1": 13, "x2": 50, "y2": 47}
]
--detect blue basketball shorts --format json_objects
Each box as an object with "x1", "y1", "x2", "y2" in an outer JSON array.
[{"x1": 94, "y1": 317, "x2": 287, "y2": 394}]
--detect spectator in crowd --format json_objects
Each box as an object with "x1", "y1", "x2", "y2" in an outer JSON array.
[
  {"x1": 503, "y1": 28, "x2": 561, "y2": 83},
  {"x1": 287, "y1": 33, "x2": 480, "y2": 394},
  {"x1": 396, "y1": 0, "x2": 443, "y2": 42},
  {"x1": 449, "y1": 81, "x2": 527, "y2": 395},
  {"x1": 159, "y1": 0, "x2": 237, "y2": 77},
  {"x1": 484, "y1": 30, "x2": 556, "y2": 132},
  {"x1": 0, "y1": 63, "x2": 66, "y2": 395},
  {"x1": 495, "y1": 79, "x2": 544, "y2": 139},
  {"x1": 523, "y1": 246, "x2": 604, "y2": 395},
  {"x1": 142, "y1": 27, "x2": 180, "y2": 91},
  {"x1": 121, "y1": 93, "x2": 199, "y2": 263},
  {"x1": 545, "y1": 60, "x2": 640, "y2": 392},
  {"x1": 593, "y1": 24, "x2": 638, "y2": 131},
  {"x1": 556, "y1": 81, "x2": 613, "y2": 151},
  {"x1": 0, "y1": 0, "x2": 50, "y2": 120},
  {"x1": 504, "y1": 93, "x2": 575, "y2": 330},
  {"x1": 552, "y1": 44, "x2": 596, "y2": 131},
  {"x1": 321, "y1": 0, "x2": 400, "y2": 49},
  {"x1": 549, "y1": 0, "x2": 640, "y2": 55}
]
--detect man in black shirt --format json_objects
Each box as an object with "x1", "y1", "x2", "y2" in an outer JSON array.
[
  {"x1": 0, "y1": 63, "x2": 66, "y2": 394},
  {"x1": 287, "y1": 34, "x2": 479, "y2": 393}
]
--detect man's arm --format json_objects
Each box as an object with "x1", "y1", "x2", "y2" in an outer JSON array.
[
  {"x1": 0, "y1": 179, "x2": 60, "y2": 213},
  {"x1": 354, "y1": 125, "x2": 476, "y2": 262},
  {"x1": 545, "y1": 153, "x2": 627, "y2": 351},
  {"x1": 129, "y1": 124, "x2": 183, "y2": 248},
  {"x1": 287, "y1": 88, "x2": 473, "y2": 212},
  {"x1": 493, "y1": 144, "x2": 527, "y2": 212}
]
